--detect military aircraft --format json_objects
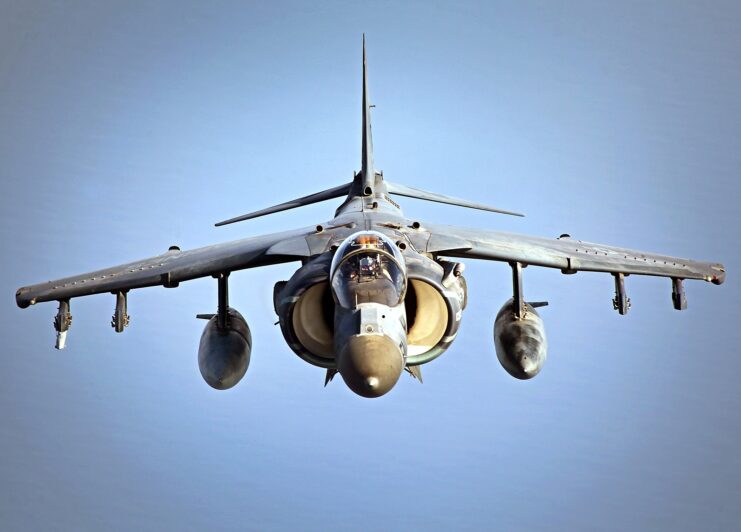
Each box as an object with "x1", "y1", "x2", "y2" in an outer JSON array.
[{"x1": 15, "y1": 37, "x2": 726, "y2": 398}]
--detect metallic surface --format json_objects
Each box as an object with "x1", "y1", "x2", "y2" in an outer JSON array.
[
  {"x1": 333, "y1": 299, "x2": 407, "y2": 397},
  {"x1": 386, "y1": 181, "x2": 524, "y2": 217},
  {"x1": 53, "y1": 299, "x2": 71, "y2": 350},
  {"x1": 672, "y1": 277, "x2": 687, "y2": 310},
  {"x1": 612, "y1": 273, "x2": 630, "y2": 315},
  {"x1": 337, "y1": 334, "x2": 404, "y2": 398},
  {"x1": 494, "y1": 299, "x2": 548, "y2": 380},
  {"x1": 111, "y1": 291, "x2": 129, "y2": 333},
  {"x1": 198, "y1": 308, "x2": 252, "y2": 390},
  {"x1": 276, "y1": 253, "x2": 336, "y2": 368},
  {"x1": 13, "y1": 36, "x2": 726, "y2": 397}
]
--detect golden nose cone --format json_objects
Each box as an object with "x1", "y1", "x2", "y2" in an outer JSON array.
[{"x1": 338, "y1": 334, "x2": 403, "y2": 398}]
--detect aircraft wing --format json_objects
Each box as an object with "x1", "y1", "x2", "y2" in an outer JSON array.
[
  {"x1": 421, "y1": 222, "x2": 725, "y2": 284},
  {"x1": 16, "y1": 226, "x2": 316, "y2": 308}
]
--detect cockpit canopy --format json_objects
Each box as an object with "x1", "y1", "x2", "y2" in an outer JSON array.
[{"x1": 330, "y1": 231, "x2": 407, "y2": 308}]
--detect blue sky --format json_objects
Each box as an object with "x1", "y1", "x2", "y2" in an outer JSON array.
[{"x1": 1, "y1": 1, "x2": 739, "y2": 530}]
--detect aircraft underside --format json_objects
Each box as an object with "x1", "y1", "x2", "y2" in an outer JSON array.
[{"x1": 14, "y1": 36, "x2": 724, "y2": 399}]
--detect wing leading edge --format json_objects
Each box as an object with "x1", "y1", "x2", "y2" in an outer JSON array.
[
  {"x1": 15, "y1": 226, "x2": 316, "y2": 308},
  {"x1": 423, "y1": 222, "x2": 725, "y2": 284}
]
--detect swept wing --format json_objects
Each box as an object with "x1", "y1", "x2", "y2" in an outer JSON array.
[
  {"x1": 16, "y1": 226, "x2": 315, "y2": 308},
  {"x1": 422, "y1": 222, "x2": 725, "y2": 283}
]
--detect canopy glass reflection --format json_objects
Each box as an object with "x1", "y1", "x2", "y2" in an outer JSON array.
[{"x1": 330, "y1": 231, "x2": 406, "y2": 308}]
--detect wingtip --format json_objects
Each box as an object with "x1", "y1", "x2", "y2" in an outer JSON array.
[
  {"x1": 16, "y1": 287, "x2": 32, "y2": 308},
  {"x1": 710, "y1": 264, "x2": 726, "y2": 285}
]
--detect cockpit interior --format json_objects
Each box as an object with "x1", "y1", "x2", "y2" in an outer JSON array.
[{"x1": 330, "y1": 231, "x2": 406, "y2": 308}]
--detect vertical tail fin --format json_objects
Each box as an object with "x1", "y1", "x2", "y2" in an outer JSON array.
[{"x1": 360, "y1": 34, "x2": 375, "y2": 195}]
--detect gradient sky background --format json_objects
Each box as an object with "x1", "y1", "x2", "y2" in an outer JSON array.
[{"x1": 1, "y1": 1, "x2": 739, "y2": 530}]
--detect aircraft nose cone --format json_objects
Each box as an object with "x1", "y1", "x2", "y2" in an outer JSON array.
[
  {"x1": 338, "y1": 334, "x2": 403, "y2": 398},
  {"x1": 365, "y1": 376, "x2": 380, "y2": 391}
]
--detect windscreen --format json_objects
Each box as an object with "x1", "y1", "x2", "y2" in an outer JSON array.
[{"x1": 330, "y1": 231, "x2": 406, "y2": 308}]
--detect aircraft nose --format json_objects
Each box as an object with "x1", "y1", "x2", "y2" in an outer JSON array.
[
  {"x1": 364, "y1": 376, "x2": 380, "y2": 392},
  {"x1": 338, "y1": 334, "x2": 404, "y2": 398}
]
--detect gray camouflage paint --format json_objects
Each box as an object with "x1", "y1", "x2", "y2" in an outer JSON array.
[{"x1": 14, "y1": 37, "x2": 725, "y2": 397}]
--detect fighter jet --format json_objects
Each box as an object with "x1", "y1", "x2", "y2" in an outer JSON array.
[{"x1": 15, "y1": 37, "x2": 726, "y2": 398}]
